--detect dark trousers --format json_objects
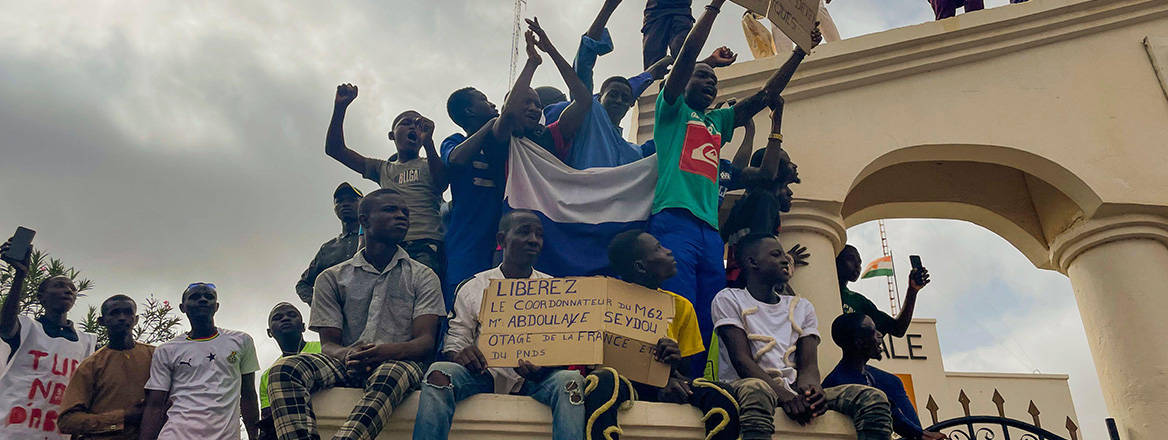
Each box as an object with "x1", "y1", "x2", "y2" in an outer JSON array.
[
  {"x1": 642, "y1": 15, "x2": 694, "y2": 69},
  {"x1": 930, "y1": 0, "x2": 984, "y2": 20}
]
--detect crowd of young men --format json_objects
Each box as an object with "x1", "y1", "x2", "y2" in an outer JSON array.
[{"x1": 1, "y1": 1, "x2": 946, "y2": 439}]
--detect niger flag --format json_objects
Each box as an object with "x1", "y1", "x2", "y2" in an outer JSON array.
[{"x1": 861, "y1": 256, "x2": 895, "y2": 279}]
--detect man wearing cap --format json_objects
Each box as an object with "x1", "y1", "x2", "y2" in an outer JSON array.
[
  {"x1": 257, "y1": 303, "x2": 320, "y2": 440},
  {"x1": 295, "y1": 182, "x2": 363, "y2": 305}
]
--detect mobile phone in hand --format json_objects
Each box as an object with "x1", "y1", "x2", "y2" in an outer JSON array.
[
  {"x1": 3, "y1": 226, "x2": 35, "y2": 263},
  {"x1": 909, "y1": 255, "x2": 923, "y2": 270}
]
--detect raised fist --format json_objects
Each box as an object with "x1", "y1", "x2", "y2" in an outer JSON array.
[
  {"x1": 335, "y1": 83, "x2": 358, "y2": 106},
  {"x1": 706, "y1": 46, "x2": 738, "y2": 68}
]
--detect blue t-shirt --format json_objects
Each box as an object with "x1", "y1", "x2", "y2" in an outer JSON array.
[
  {"x1": 440, "y1": 133, "x2": 506, "y2": 305},
  {"x1": 541, "y1": 29, "x2": 657, "y2": 170},
  {"x1": 823, "y1": 363, "x2": 924, "y2": 439}
]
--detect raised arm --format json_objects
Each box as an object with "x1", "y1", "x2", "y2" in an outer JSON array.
[
  {"x1": 891, "y1": 266, "x2": 931, "y2": 337},
  {"x1": 528, "y1": 18, "x2": 592, "y2": 141},
  {"x1": 416, "y1": 116, "x2": 448, "y2": 192},
  {"x1": 728, "y1": 99, "x2": 755, "y2": 170},
  {"x1": 574, "y1": 0, "x2": 621, "y2": 92},
  {"x1": 732, "y1": 29, "x2": 821, "y2": 128},
  {"x1": 446, "y1": 117, "x2": 500, "y2": 167},
  {"x1": 325, "y1": 83, "x2": 375, "y2": 175},
  {"x1": 758, "y1": 95, "x2": 785, "y2": 180},
  {"x1": 663, "y1": 0, "x2": 728, "y2": 104},
  {"x1": 0, "y1": 239, "x2": 30, "y2": 342},
  {"x1": 585, "y1": 0, "x2": 620, "y2": 42},
  {"x1": 137, "y1": 390, "x2": 169, "y2": 440},
  {"x1": 493, "y1": 30, "x2": 543, "y2": 141}
]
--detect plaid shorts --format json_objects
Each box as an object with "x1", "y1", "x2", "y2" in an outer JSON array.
[{"x1": 267, "y1": 352, "x2": 423, "y2": 440}]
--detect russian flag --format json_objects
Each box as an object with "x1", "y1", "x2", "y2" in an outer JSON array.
[{"x1": 505, "y1": 137, "x2": 658, "y2": 277}]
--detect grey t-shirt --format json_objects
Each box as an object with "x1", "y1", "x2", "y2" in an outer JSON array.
[
  {"x1": 309, "y1": 247, "x2": 445, "y2": 347},
  {"x1": 364, "y1": 157, "x2": 444, "y2": 242}
]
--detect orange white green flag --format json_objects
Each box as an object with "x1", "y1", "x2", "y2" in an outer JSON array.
[{"x1": 861, "y1": 256, "x2": 894, "y2": 279}]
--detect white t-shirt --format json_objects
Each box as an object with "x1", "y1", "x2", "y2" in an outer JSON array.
[
  {"x1": 0, "y1": 315, "x2": 96, "y2": 440},
  {"x1": 145, "y1": 328, "x2": 259, "y2": 440},
  {"x1": 710, "y1": 288, "x2": 819, "y2": 385}
]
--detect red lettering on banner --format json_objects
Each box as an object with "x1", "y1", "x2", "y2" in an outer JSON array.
[
  {"x1": 43, "y1": 410, "x2": 57, "y2": 432},
  {"x1": 50, "y1": 382, "x2": 66, "y2": 405},
  {"x1": 51, "y1": 354, "x2": 77, "y2": 376},
  {"x1": 7, "y1": 406, "x2": 26, "y2": 425},
  {"x1": 29, "y1": 407, "x2": 42, "y2": 430},
  {"x1": 678, "y1": 122, "x2": 721, "y2": 183},
  {"x1": 29, "y1": 350, "x2": 48, "y2": 370},
  {"x1": 29, "y1": 378, "x2": 51, "y2": 400}
]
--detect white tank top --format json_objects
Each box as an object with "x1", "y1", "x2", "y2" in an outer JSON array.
[{"x1": 0, "y1": 315, "x2": 96, "y2": 440}]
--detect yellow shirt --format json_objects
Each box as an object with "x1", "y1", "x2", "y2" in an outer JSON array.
[{"x1": 661, "y1": 289, "x2": 705, "y2": 358}]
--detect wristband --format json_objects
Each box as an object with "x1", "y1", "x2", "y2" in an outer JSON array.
[{"x1": 769, "y1": 133, "x2": 783, "y2": 142}]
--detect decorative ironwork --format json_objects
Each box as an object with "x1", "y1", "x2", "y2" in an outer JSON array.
[
  {"x1": 1028, "y1": 400, "x2": 1042, "y2": 427},
  {"x1": 992, "y1": 390, "x2": 1006, "y2": 418},
  {"x1": 926, "y1": 416, "x2": 1069, "y2": 440}
]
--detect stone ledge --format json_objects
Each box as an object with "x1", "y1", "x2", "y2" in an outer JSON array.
[{"x1": 313, "y1": 388, "x2": 858, "y2": 439}]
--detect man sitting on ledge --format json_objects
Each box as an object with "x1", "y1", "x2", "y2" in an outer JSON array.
[
  {"x1": 267, "y1": 188, "x2": 446, "y2": 440},
  {"x1": 412, "y1": 210, "x2": 585, "y2": 440},
  {"x1": 711, "y1": 234, "x2": 894, "y2": 440},
  {"x1": 824, "y1": 313, "x2": 947, "y2": 440}
]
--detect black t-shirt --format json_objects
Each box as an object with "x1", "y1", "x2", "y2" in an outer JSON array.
[
  {"x1": 722, "y1": 189, "x2": 781, "y2": 245},
  {"x1": 645, "y1": 0, "x2": 694, "y2": 23}
]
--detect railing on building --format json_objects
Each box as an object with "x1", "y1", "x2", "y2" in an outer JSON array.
[{"x1": 922, "y1": 389, "x2": 1079, "y2": 440}]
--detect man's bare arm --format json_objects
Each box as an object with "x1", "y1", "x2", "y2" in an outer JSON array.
[
  {"x1": 240, "y1": 373, "x2": 260, "y2": 440},
  {"x1": 446, "y1": 117, "x2": 500, "y2": 167},
  {"x1": 347, "y1": 314, "x2": 442, "y2": 370},
  {"x1": 0, "y1": 240, "x2": 30, "y2": 341},
  {"x1": 662, "y1": 0, "x2": 728, "y2": 104},
  {"x1": 585, "y1": 0, "x2": 621, "y2": 42},
  {"x1": 529, "y1": 18, "x2": 592, "y2": 141},
  {"x1": 325, "y1": 83, "x2": 374, "y2": 175},
  {"x1": 733, "y1": 30, "x2": 820, "y2": 127},
  {"x1": 730, "y1": 99, "x2": 755, "y2": 170},
  {"x1": 137, "y1": 390, "x2": 169, "y2": 440},
  {"x1": 416, "y1": 116, "x2": 448, "y2": 192}
]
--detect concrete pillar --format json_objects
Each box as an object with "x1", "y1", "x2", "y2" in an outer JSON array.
[
  {"x1": 780, "y1": 199, "x2": 848, "y2": 373},
  {"x1": 1051, "y1": 214, "x2": 1168, "y2": 440}
]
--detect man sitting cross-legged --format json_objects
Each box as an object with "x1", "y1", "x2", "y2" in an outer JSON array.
[
  {"x1": 584, "y1": 230, "x2": 740, "y2": 440},
  {"x1": 58, "y1": 295, "x2": 155, "y2": 440},
  {"x1": 712, "y1": 234, "x2": 893, "y2": 440},
  {"x1": 267, "y1": 188, "x2": 446, "y2": 440},
  {"x1": 411, "y1": 210, "x2": 585, "y2": 440},
  {"x1": 824, "y1": 313, "x2": 948, "y2": 440}
]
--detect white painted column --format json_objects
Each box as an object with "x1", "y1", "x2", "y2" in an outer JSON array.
[
  {"x1": 1051, "y1": 215, "x2": 1168, "y2": 440},
  {"x1": 780, "y1": 199, "x2": 848, "y2": 374}
]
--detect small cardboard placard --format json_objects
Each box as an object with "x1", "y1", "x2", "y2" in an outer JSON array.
[
  {"x1": 477, "y1": 277, "x2": 675, "y2": 387},
  {"x1": 732, "y1": 0, "x2": 821, "y2": 52}
]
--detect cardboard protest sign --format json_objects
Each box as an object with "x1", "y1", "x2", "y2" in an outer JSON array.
[
  {"x1": 477, "y1": 277, "x2": 675, "y2": 387},
  {"x1": 732, "y1": 0, "x2": 820, "y2": 52}
]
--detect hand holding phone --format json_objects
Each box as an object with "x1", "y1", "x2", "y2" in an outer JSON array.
[
  {"x1": 908, "y1": 255, "x2": 930, "y2": 291},
  {"x1": 2, "y1": 227, "x2": 35, "y2": 275}
]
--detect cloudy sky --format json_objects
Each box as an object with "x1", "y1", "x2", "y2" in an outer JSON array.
[{"x1": 0, "y1": 0, "x2": 1107, "y2": 438}]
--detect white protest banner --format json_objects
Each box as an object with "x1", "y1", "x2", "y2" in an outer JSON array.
[
  {"x1": 731, "y1": 0, "x2": 820, "y2": 52},
  {"x1": 477, "y1": 277, "x2": 675, "y2": 387}
]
